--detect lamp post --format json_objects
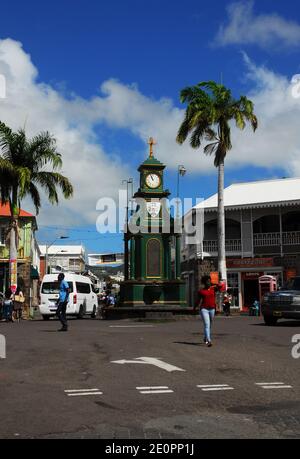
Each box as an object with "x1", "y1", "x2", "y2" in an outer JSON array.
[
  {"x1": 45, "y1": 236, "x2": 69, "y2": 275},
  {"x1": 176, "y1": 165, "x2": 186, "y2": 219},
  {"x1": 122, "y1": 178, "x2": 133, "y2": 281}
]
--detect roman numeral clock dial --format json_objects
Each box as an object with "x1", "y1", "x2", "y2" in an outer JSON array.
[{"x1": 145, "y1": 173, "x2": 160, "y2": 189}]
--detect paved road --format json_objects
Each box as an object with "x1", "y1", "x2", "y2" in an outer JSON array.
[{"x1": 0, "y1": 315, "x2": 300, "y2": 439}]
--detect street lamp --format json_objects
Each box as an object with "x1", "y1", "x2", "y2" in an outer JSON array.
[
  {"x1": 122, "y1": 178, "x2": 133, "y2": 281},
  {"x1": 176, "y1": 165, "x2": 187, "y2": 219},
  {"x1": 45, "y1": 236, "x2": 69, "y2": 275},
  {"x1": 122, "y1": 178, "x2": 134, "y2": 227}
]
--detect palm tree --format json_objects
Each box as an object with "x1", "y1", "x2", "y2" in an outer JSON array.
[
  {"x1": 0, "y1": 121, "x2": 73, "y2": 292},
  {"x1": 176, "y1": 81, "x2": 257, "y2": 288}
]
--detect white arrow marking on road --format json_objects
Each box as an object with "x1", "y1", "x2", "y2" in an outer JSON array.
[{"x1": 111, "y1": 357, "x2": 186, "y2": 372}]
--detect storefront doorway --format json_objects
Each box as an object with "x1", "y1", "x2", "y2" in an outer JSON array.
[{"x1": 242, "y1": 272, "x2": 262, "y2": 309}]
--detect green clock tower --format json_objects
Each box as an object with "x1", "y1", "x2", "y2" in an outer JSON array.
[{"x1": 119, "y1": 138, "x2": 186, "y2": 311}]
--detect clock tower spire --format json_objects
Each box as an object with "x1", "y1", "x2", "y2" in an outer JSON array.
[{"x1": 147, "y1": 137, "x2": 156, "y2": 158}]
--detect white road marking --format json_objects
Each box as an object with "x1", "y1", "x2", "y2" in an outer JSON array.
[
  {"x1": 136, "y1": 386, "x2": 169, "y2": 390},
  {"x1": 201, "y1": 387, "x2": 234, "y2": 391},
  {"x1": 255, "y1": 382, "x2": 285, "y2": 386},
  {"x1": 109, "y1": 325, "x2": 154, "y2": 328},
  {"x1": 197, "y1": 384, "x2": 234, "y2": 391},
  {"x1": 64, "y1": 389, "x2": 99, "y2": 393},
  {"x1": 64, "y1": 388, "x2": 103, "y2": 397},
  {"x1": 258, "y1": 385, "x2": 292, "y2": 390},
  {"x1": 140, "y1": 390, "x2": 174, "y2": 394},
  {"x1": 67, "y1": 392, "x2": 103, "y2": 397},
  {"x1": 111, "y1": 357, "x2": 186, "y2": 372},
  {"x1": 197, "y1": 384, "x2": 231, "y2": 388},
  {"x1": 255, "y1": 382, "x2": 292, "y2": 389},
  {"x1": 136, "y1": 386, "x2": 174, "y2": 394}
]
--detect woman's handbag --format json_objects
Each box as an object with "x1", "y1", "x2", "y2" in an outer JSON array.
[{"x1": 14, "y1": 295, "x2": 25, "y2": 303}]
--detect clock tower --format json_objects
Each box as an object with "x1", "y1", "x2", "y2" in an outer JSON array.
[{"x1": 119, "y1": 138, "x2": 186, "y2": 311}]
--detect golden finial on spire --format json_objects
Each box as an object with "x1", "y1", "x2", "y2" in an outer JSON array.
[{"x1": 148, "y1": 137, "x2": 156, "y2": 158}]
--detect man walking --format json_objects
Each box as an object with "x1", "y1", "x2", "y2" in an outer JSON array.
[{"x1": 56, "y1": 273, "x2": 70, "y2": 332}]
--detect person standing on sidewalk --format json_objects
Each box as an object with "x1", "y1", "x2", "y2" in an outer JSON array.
[
  {"x1": 56, "y1": 273, "x2": 70, "y2": 332},
  {"x1": 198, "y1": 275, "x2": 218, "y2": 347},
  {"x1": 2, "y1": 289, "x2": 13, "y2": 322}
]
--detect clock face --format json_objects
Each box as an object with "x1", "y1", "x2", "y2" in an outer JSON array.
[{"x1": 145, "y1": 173, "x2": 160, "y2": 189}]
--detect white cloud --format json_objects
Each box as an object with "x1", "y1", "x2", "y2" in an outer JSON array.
[
  {"x1": 228, "y1": 54, "x2": 300, "y2": 175},
  {"x1": 2, "y1": 37, "x2": 300, "y2": 233},
  {"x1": 215, "y1": 1, "x2": 300, "y2": 49},
  {"x1": 0, "y1": 38, "x2": 129, "y2": 227}
]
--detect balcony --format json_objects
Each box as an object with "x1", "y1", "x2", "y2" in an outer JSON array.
[
  {"x1": 253, "y1": 231, "x2": 300, "y2": 246},
  {"x1": 202, "y1": 239, "x2": 242, "y2": 255}
]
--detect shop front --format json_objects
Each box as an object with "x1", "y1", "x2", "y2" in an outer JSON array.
[{"x1": 227, "y1": 258, "x2": 283, "y2": 312}]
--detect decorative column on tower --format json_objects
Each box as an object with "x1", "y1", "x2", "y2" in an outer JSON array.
[{"x1": 119, "y1": 137, "x2": 186, "y2": 310}]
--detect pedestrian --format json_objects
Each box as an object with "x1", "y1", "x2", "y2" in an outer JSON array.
[
  {"x1": 222, "y1": 290, "x2": 232, "y2": 316},
  {"x1": 2, "y1": 289, "x2": 13, "y2": 322},
  {"x1": 198, "y1": 275, "x2": 218, "y2": 347},
  {"x1": 107, "y1": 293, "x2": 115, "y2": 307},
  {"x1": 13, "y1": 285, "x2": 25, "y2": 322},
  {"x1": 56, "y1": 273, "x2": 70, "y2": 332}
]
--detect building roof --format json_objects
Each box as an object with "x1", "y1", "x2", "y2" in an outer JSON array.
[
  {"x1": 0, "y1": 202, "x2": 34, "y2": 217},
  {"x1": 197, "y1": 177, "x2": 300, "y2": 212},
  {"x1": 39, "y1": 245, "x2": 85, "y2": 256}
]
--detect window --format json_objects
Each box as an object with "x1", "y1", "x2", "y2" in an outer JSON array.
[
  {"x1": 0, "y1": 227, "x2": 5, "y2": 245},
  {"x1": 76, "y1": 282, "x2": 91, "y2": 294},
  {"x1": 91, "y1": 284, "x2": 99, "y2": 293},
  {"x1": 102, "y1": 254, "x2": 116, "y2": 263},
  {"x1": 227, "y1": 272, "x2": 239, "y2": 307},
  {"x1": 41, "y1": 282, "x2": 73, "y2": 294}
]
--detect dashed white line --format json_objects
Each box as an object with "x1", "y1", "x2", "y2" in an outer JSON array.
[
  {"x1": 64, "y1": 388, "x2": 100, "y2": 393},
  {"x1": 136, "y1": 386, "x2": 170, "y2": 390},
  {"x1": 255, "y1": 382, "x2": 292, "y2": 390},
  {"x1": 64, "y1": 388, "x2": 103, "y2": 397},
  {"x1": 109, "y1": 325, "x2": 154, "y2": 328},
  {"x1": 67, "y1": 392, "x2": 103, "y2": 396},
  {"x1": 197, "y1": 384, "x2": 234, "y2": 391},
  {"x1": 136, "y1": 386, "x2": 173, "y2": 394},
  {"x1": 255, "y1": 382, "x2": 285, "y2": 386}
]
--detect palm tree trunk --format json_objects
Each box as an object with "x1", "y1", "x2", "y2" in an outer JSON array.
[
  {"x1": 217, "y1": 161, "x2": 227, "y2": 284},
  {"x1": 9, "y1": 188, "x2": 19, "y2": 293}
]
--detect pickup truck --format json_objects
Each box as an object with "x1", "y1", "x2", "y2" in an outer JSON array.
[{"x1": 262, "y1": 276, "x2": 300, "y2": 325}]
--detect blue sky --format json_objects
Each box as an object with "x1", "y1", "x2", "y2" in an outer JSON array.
[{"x1": 1, "y1": 0, "x2": 300, "y2": 254}]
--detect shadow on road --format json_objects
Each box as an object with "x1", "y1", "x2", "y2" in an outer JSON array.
[
  {"x1": 173, "y1": 341, "x2": 202, "y2": 346},
  {"x1": 252, "y1": 321, "x2": 300, "y2": 327}
]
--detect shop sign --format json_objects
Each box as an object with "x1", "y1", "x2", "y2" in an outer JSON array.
[
  {"x1": 210, "y1": 272, "x2": 219, "y2": 285},
  {"x1": 285, "y1": 268, "x2": 297, "y2": 280},
  {"x1": 242, "y1": 272, "x2": 263, "y2": 280},
  {"x1": 226, "y1": 257, "x2": 274, "y2": 268},
  {"x1": 9, "y1": 258, "x2": 17, "y2": 293}
]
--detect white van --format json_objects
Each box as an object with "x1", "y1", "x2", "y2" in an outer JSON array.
[{"x1": 39, "y1": 274, "x2": 98, "y2": 320}]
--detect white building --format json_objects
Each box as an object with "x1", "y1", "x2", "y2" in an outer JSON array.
[
  {"x1": 182, "y1": 177, "x2": 300, "y2": 310},
  {"x1": 88, "y1": 252, "x2": 124, "y2": 268},
  {"x1": 39, "y1": 244, "x2": 86, "y2": 276}
]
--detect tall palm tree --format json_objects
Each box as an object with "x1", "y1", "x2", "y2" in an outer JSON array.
[
  {"x1": 176, "y1": 81, "x2": 257, "y2": 287},
  {"x1": 0, "y1": 121, "x2": 73, "y2": 292}
]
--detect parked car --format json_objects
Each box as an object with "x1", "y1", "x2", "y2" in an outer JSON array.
[
  {"x1": 261, "y1": 276, "x2": 300, "y2": 325},
  {"x1": 39, "y1": 274, "x2": 98, "y2": 320}
]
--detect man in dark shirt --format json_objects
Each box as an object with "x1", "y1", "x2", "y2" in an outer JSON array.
[{"x1": 56, "y1": 273, "x2": 70, "y2": 332}]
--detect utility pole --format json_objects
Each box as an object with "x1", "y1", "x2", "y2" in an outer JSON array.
[{"x1": 44, "y1": 236, "x2": 69, "y2": 275}]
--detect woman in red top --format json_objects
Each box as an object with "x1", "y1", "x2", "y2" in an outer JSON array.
[{"x1": 198, "y1": 275, "x2": 217, "y2": 347}]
